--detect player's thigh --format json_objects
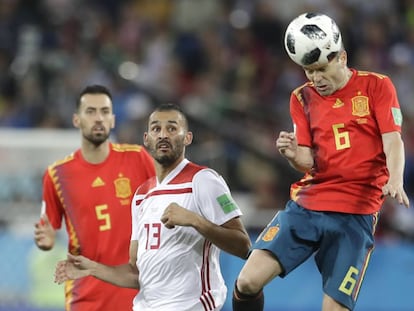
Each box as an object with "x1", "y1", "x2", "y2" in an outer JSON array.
[
  {"x1": 252, "y1": 201, "x2": 320, "y2": 276},
  {"x1": 237, "y1": 249, "x2": 282, "y2": 294},
  {"x1": 322, "y1": 294, "x2": 350, "y2": 311},
  {"x1": 317, "y1": 213, "x2": 375, "y2": 310}
]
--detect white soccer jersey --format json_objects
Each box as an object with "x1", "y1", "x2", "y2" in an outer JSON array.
[{"x1": 131, "y1": 159, "x2": 242, "y2": 311}]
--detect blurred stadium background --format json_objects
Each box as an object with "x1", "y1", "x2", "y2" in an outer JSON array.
[{"x1": 0, "y1": 1, "x2": 413, "y2": 310}]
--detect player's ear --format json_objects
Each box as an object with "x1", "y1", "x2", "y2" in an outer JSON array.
[
  {"x1": 339, "y1": 50, "x2": 347, "y2": 65},
  {"x1": 143, "y1": 132, "x2": 149, "y2": 147},
  {"x1": 111, "y1": 114, "x2": 115, "y2": 129},
  {"x1": 72, "y1": 113, "x2": 80, "y2": 128},
  {"x1": 184, "y1": 131, "x2": 193, "y2": 146}
]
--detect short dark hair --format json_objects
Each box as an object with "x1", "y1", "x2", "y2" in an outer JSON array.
[
  {"x1": 154, "y1": 103, "x2": 183, "y2": 114},
  {"x1": 153, "y1": 103, "x2": 188, "y2": 129},
  {"x1": 76, "y1": 85, "x2": 112, "y2": 110}
]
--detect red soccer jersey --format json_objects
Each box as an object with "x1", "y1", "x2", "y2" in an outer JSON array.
[
  {"x1": 290, "y1": 69, "x2": 402, "y2": 214},
  {"x1": 42, "y1": 143, "x2": 155, "y2": 311}
]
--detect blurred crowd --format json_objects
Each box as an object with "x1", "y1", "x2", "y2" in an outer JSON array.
[{"x1": 0, "y1": 0, "x2": 413, "y2": 241}]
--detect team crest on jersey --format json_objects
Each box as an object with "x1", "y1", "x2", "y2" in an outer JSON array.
[
  {"x1": 114, "y1": 175, "x2": 132, "y2": 199},
  {"x1": 261, "y1": 225, "x2": 279, "y2": 242},
  {"x1": 351, "y1": 95, "x2": 370, "y2": 117}
]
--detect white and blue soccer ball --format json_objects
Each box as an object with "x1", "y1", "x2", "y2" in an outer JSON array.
[{"x1": 284, "y1": 13, "x2": 342, "y2": 67}]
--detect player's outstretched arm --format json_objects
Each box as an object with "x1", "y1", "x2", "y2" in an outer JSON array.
[
  {"x1": 382, "y1": 131, "x2": 410, "y2": 207},
  {"x1": 54, "y1": 241, "x2": 140, "y2": 289},
  {"x1": 34, "y1": 214, "x2": 55, "y2": 251}
]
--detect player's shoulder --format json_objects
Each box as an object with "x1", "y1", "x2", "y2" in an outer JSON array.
[
  {"x1": 353, "y1": 70, "x2": 396, "y2": 92},
  {"x1": 292, "y1": 81, "x2": 312, "y2": 95},
  {"x1": 169, "y1": 162, "x2": 208, "y2": 185},
  {"x1": 111, "y1": 143, "x2": 145, "y2": 153},
  {"x1": 354, "y1": 69, "x2": 390, "y2": 81},
  {"x1": 47, "y1": 152, "x2": 76, "y2": 170},
  {"x1": 135, "y1": 176, "x2": 157, "y2": 196},
  {"x1": 183, "y1": 162, "x2": 208, "y2": 175},
  {"x1": 192, "y1": 166, "x2": 224, "y2": 187},
  {"x1": 291, "y1": 81, "x2": 312, "y2": 105}
]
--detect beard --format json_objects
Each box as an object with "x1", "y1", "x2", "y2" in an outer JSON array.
[
  {"x1": 83, "y1": 132, "x2": 110, "y2": 147},
  {"x1": 149, "y1": 140, "x2": 184, "y2": 167}
]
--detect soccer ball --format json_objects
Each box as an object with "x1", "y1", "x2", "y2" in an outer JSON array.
[{"x1": 284, "y1": 13, "x2": 342, "y2": 67}]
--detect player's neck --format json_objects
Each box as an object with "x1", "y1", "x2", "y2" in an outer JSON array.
[
  {"x1": 156, "y1": 157, "x2": 184, "y2": 183},
  {"x1": 338, "y1": 67, "x2": 353, "y2": 90},
  {"x1": 81, "y1": 140, "x2": 110, "y2": 164}
]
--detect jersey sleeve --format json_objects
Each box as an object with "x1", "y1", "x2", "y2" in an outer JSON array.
[
  {"x1": 192, "y1": 169, "x2": 242, "y2": 226},
  {"x1": 372, "y1": 76, "x2": 403, "y2": 133},
  {"x1": 42, "y1": 168, "x2": 64, "y2": 229},
  {"x1": 290, "y1": 90, "x2": 312, "y2": 147}
]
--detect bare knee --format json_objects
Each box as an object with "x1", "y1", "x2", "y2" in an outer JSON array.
[
  {"x1": 236, "y1": 273, "x2": 263, "y2": 295},
  {"x1": 236, "y1": 249, "x2": 282, "y2": 295}
]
